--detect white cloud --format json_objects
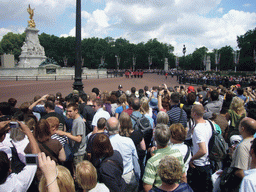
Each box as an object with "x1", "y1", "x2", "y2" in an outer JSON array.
[
  {"x1": 82, "y1": 11, "x2": 91, "y2": 20},
  {"x1": 0, "y1": 0, "x2": 75, "y2": 29},
  {"x1": 0, "y1": 28, "x2": 12, "y2": 41},
  {"x1": 1, "y1": 0, "x2": 256, "y2": 57},
  {"x1": 217, "y1": 7, "x2": 224, "y2": 13},
  {"x1": 243, "y1": 4, "x2": 251, "y2": 7}
]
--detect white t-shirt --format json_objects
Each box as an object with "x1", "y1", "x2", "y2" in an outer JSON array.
[
  {"x1": 192, "y1": 120, "x2": 212, "y2": 166},
  {"x1": 170, "y1": 143, "x2": 191, "y2": 174},
  {"x1": 0, "y1": 165, "x2": 37, "y2": 192},
  {"x1": 89, "y1": 183, "x2": 110, "y2": 192}
]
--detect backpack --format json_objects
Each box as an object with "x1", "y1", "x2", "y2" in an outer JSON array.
[
  {"x1": 208, "y1": 120, "x2": 228, "y2": 162},
  {"x1": 130, "y1": 114, "x2": 153, "y2": 149},
  {"x1": 130, "y1": 114, "x2": 152, "y2": 133}
]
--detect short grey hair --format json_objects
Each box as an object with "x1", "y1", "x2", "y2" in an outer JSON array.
[
  {"x1": 156, "y1": 111, "x2": 169, "y2": 125},
  {"x1": 155, "y1": 123, "x2": 171, "y2": 147}
]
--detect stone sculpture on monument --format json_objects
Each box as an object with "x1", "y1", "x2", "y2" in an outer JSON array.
[{"x1": 17, "y1": 4, "x2": 46, "y2": 68}]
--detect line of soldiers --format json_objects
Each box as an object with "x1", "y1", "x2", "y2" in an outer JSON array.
[{"x1": 125, "y1": 70, "x2": 144, "y2": 78}]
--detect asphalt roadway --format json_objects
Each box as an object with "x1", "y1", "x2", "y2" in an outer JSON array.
[{"x1": 0, "y1": 73, "x2": 190, "y2": 107}]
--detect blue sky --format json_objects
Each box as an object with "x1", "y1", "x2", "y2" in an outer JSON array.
[{"x1": 1, "y1": 0, "x2": 256, "y2": 56}]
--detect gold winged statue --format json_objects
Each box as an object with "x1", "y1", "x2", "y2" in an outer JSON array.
[{"x1": 27, "y1": 4, "x2": 36, "y2": 28}]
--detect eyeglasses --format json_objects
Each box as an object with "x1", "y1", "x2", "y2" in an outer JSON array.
[{"x1": 199, "y1": 97, "x2": 203, "y2": 99}]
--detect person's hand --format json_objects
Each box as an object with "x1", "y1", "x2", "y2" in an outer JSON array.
[
  {"x1": 0, "y1": 121, "x2": 10, "y2": 134},
  {"x1": 163, "y1": 83, "x2": 168, "y2": 90},
  {"x1": 55, "y1": 130, "x2": 66, "y2": 136},
  {"x1": 150, "y1": 146, "x2": 157, "y2": 156},
  {"x1": 18, "y1": 121, "x2": 31, "y2": 134},
  {"x1": 159, "y1": 90, "x2": 165, "y2": 95},
  {"x1": 38, "y1": 152, "x2": 57, "y2": 184},
  {"x1": 40, "y1": 94, "x2": 49, "y2": 101},
  {"x1": 189, "y1": 160, "x2": 195, "y2": 169}
]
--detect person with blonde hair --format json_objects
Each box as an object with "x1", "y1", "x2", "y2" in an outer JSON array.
[
  {"x1": 225, "y1": 96, "x2": 246, "y2": 142},
  {"x1": 39, "y1": 162, "x2": 75, "y2": 192},
  {"x1": 115, "y1": 94, "x2": 128, "y2": 119},
  {"x1": 76, "y1": 160, "x2": 109, "y2": 192},
  {"x1": 140, "y1": 97, "x2": 152, "y2": 117},
  {"x1": 119, "y1": 112, "x2": 146, "y2": 172},
  {"x1": 140, "y1": 97, "x2": 154, "y2": 128},
  {"x1": 149, "y1": 156, "x2": 193, "y2": 192}
]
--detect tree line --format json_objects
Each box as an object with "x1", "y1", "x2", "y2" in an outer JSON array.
[{"x1": 0, "y1": 27, "x2": 255, "y2": 71}]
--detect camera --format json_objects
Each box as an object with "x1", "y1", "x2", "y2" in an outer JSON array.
[
  {"x1": 9, "y1": 122, "x2": 19, "y2": 129},
  {"x1": 25, "y1": 154, "x2": 38, "y2": 165}
]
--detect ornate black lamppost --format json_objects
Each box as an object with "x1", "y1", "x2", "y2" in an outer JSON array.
[
  {"x1": 182, "y1": 45, "x2": 186, "y2": 69},
  {"x1": 233, "y1": 50, "x2": 240, "y2": 72},
  {"x1": 73, "y1": 0, "x2": 84, "y2": 92}
]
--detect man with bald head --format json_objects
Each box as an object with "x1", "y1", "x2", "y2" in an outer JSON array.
[
  {"x1": 229, "y1": 117, "x2": 256, "y2": 192},
  {"x1": 107, "y1": 117, "x2": 139, "y2": 192}
]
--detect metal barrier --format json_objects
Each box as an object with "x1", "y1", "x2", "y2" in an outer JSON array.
[
  {"x1": 178, "y1": 75, "x2": 251, "y2": 88},
  {"x1": 0, "y1": 74, "x2": 118, "y2": 81}
]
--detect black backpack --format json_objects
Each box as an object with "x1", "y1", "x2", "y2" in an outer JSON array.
[
  {"x1": 208, "y1": 120, "x2": 228, "y2": 162},
  {"x1": 130, "y1": 114, "x2": 152, "y2": 133},
  {"x1": 131, "y1": 114, "x2": 153, "y2": 149}
]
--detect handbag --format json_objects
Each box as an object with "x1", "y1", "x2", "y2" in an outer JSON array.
[
  {"x1": 64, "y1": 142, "x2": 74, "y2": 161},
  {"x1": 132, "y1": 154, "x2": 141, "y2": 181},
  {"x1": 220, "y1": 167, "x2": 241, "y2": 192}
]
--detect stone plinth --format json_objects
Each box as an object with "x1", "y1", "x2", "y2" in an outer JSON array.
[
  {"x1": 18, "y1": 27, "x2": 46, "y2": 68},
  {"x1": 1, "y1": 54, "x2": 15, "y2": 68},
  {"x1": 206, "y1": 56, "x2": 211, "y2": 71}
]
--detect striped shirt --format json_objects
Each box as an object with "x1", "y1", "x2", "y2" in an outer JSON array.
[
  {"x1": 142, "y1": 147, "x2": 185, "y2": 187},
  {"x1": 51, "y1": 134, "x2": 68, "y2": 147},
  {"x1": 167, "y1": 105, "x2": 187, "y2": 128}
]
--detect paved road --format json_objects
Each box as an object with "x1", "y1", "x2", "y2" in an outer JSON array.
[{"x1": 0, "y1": 73, "x2": 189, "y2": 107}]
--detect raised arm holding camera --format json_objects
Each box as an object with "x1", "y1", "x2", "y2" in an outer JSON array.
[{"x1": 0, "y1": 121, "x2": 40, "y2": 191}]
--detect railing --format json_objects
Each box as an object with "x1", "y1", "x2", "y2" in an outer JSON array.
[
  {"x1": 0, "y1": 73, "x2": 124, "y2": 81},
  {"x1": 178, "y1": 76, "x2": 251, "y2": 88}
]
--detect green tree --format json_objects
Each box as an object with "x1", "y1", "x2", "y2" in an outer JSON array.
[
  {"x1": 39, "y1": 33, "x2": 64, "y2": 65},
  {"x1": 190, "y1": 47, "x2": 208, "y2": 70},
  {"x1": 218, "y1": 46, "x2": 234, "y2": 70},
  {"x1": 145, "y1": 38, "x2": 171, "y2": 69},
  {"x1": 0, "y1": 32, "x2": 25, "y2": 60},
  {"x1": 237, "y1": 28, "x2": 256, "y2": 71}
]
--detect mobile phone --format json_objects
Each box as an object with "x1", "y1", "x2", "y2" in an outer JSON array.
[
  {"x1": 25, "y1": 154, "x2": 38, "y2": 165},
  {"x1": 9, "y1": 122, "x2": 19, "y2": 129}
]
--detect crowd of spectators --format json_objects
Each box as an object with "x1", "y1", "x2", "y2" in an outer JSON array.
[{"x1": 1, "y1": 76, "x2": 256, "y2": 192}]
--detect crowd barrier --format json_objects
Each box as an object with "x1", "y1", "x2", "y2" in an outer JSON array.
[
  {"x1": 178, "y1": 75, "x2": 251, "y2": 88},
  {"x1": 0, "y1": 73, "x2": 123, "y2": 81}
]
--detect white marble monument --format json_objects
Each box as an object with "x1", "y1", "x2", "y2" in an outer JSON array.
[
  {"x1": 164, "y1": 58, "x2": 168, "y2": 71},
  {"x1": 206, "y1": 56, "x2": 211, "y2": 71},
  {"x1": 17, "y1": 5, "x2": 46, "y2": 68}
]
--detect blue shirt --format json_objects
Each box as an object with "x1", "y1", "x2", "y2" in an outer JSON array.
[{"x1": 109, "y1": 134, "x2": 138, "y2": 175}]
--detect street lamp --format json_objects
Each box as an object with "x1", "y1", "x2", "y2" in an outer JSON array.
[
  {"x1": 148, "y1": 55, "x2": 152, "y2": 70},
  {"x1": 254, "y1": 49, "x2": 256, "y2": 73},
  {"x1": 132, "y1": 55, "x2": 136, "y2": 71},
  {"x1": 115, "y1": 55, "x2": 120, "y2": 70},
  {"x1": 215, "y1": 51, "x2": 220, "y2": 71},
  {"x1": 233, "y1": 50, "x2": 240, "y2": 72},
  {"x1": 175, "y1": 54, "x2": 179, "y2": 69},
  {"x1": 182, "y1": 44, "x2": 186, "y2": 69},
  {"x1": 73, "y1": 0, "x2": 84, "y2": 92}
]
